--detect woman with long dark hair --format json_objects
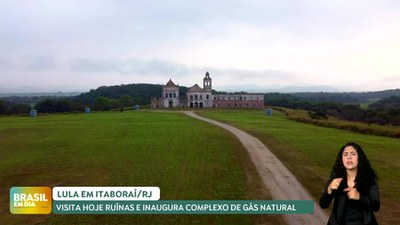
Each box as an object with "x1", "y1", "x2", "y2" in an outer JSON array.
[{"x1": 320, "y1": 142, "x2": 380, "y2": 225}]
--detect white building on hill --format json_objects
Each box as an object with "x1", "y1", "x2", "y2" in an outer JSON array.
[
  {"x1": 161, "y1": 79, "x2": 180, "y2": 108},
  {"x1": 151, "y1": 72, "x2": 264, "y2": 109}
]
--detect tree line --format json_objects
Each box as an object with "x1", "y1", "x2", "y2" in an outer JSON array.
[
  {"x1": 1, "y1": 84, "x2": 400, "y2": 127},
  {"x1": 0, "y1": 84, "x2": 162, "y2": 114},
  {"x1": 265, "y1": 94, "x2": 400, "y2": 126}
]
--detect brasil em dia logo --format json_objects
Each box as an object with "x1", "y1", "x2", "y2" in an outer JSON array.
[{"x1": 10, "y1": 187, "x2": 52, "y2": 214}]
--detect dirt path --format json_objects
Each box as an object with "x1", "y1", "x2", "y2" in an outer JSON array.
[{"x1": 182, "y1": 111, "x2": 329, "y2": 225}]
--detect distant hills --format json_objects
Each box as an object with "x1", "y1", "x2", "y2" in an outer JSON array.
[
  {"x1": 73, "y1": 83, "x2": 400, "y2": 105},
  {"x1": 2, "y1": 83, "x2": 400, "y2": 128},
  {"x1": 73, "y1": 83, "x2": 168, "y2": 106},
  {"x1": 291, "y1": 89, "x2": 400, "y2": 103},
  {"x1": 369, "y1": 95, "x2": 400, "y2": 110},
  {"x1": 0, "y1": 92, "x2": 81, "y2": 98},
  {"x1": 2, "y1": 83, "x2": 400, "y2": 106},
  {"x1": 215, "y1": 84, "x2": 339, "y2": 93}
]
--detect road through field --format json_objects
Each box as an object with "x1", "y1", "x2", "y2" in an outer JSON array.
[{"x1": 182, "y1": 111, "x2": 329, "y2": 225}]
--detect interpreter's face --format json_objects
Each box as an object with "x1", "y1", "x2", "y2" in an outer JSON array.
[{"x1": 342, "y1": 146, "x2": 359, "y2": 170}]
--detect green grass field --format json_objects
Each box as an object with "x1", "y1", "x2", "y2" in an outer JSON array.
[
  {"x1": 0, "y1": 111, "x2": 284, "y2": 225},
  {"x1": 197, "y1": 109, "x2": 400, "y2": 225},
  {"x1": 3, "y1": 109, "x2": 398, "y2": 224}
]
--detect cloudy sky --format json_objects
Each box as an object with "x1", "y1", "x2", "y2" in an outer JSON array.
[{"x1": 1, "y1": 0, "x2": 400, "y2": 93}]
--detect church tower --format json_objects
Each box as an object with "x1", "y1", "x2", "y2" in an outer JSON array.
[{"x1": 203, "y1": 72, "x2": 212, "y2": 91}]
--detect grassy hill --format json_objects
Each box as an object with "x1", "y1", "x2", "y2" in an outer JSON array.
[{"x1": 198, "y1": 109, "x2": 400, "y2": 225}]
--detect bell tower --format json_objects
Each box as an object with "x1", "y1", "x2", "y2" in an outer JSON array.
[{"x1": 203, "y1": 72, "x2": 212, "y2": 91}]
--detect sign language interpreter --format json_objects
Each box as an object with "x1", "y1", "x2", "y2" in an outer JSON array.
[{"x1": 319, "y1": 142, "x2": 379, "y2": 225}]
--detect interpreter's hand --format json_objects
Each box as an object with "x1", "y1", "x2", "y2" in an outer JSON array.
[
  {"x1": 344, "y1": 187, "x2": 360, "y2": 200},
  {"x1": 327, "y1": 178, "x2": 343, "y2": 194}
]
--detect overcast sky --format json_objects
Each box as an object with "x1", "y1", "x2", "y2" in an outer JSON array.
[{"x1": 1, "y1": 0, "x2": 400, "y2": 93}]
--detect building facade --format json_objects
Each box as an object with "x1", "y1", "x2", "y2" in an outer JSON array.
[
  {"x1": 162, "y1": 79, "x2": 180, "y2": 108},
  {"x1": 151, "y1": 79, "x2": 183, "y2": 108},
  {"x1": 186, "y1": 72, "x2": 213, "y2": 108},
  {"x1": 213, "y1": 93, "x2": 264, "y2": 109},
  {"x1": 151, "y1": 72, "x2": 264, "y2": 109}
]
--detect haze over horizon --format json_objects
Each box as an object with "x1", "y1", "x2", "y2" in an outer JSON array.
[{"x1": 1, "y1": 1, "x2": 400, "y2": 93}]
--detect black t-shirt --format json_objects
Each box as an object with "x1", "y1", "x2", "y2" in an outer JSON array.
[{"x1": 343, "y1": 198, "x2": 363, "y2": 223}]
